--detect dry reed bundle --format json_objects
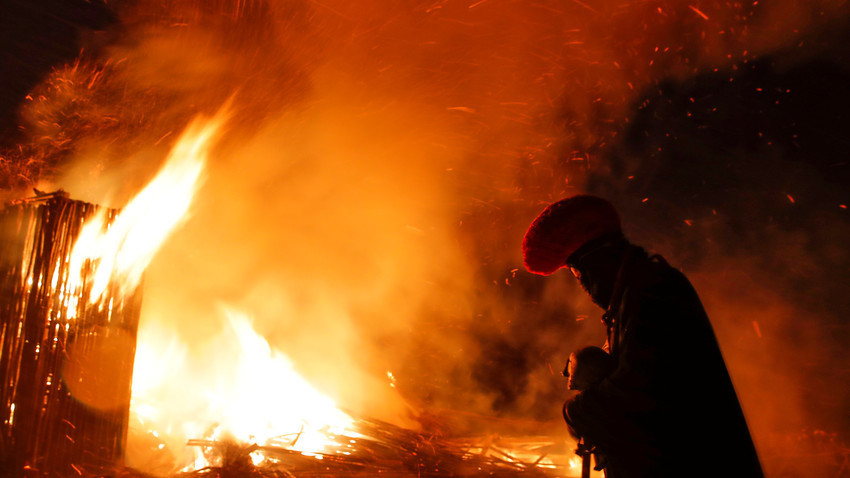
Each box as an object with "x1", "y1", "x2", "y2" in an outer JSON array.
[{"x1": 0, "y1": 193, "x2": 142, "y2": 477}]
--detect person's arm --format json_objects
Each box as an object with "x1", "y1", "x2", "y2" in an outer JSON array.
[{"x1": 564, "y1": 285, "x2": 672, "y2": 451}]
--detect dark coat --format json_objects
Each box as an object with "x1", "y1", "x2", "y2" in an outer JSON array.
[{"x1": 564, "y1": 248, "x2": 763, "y2": 477}]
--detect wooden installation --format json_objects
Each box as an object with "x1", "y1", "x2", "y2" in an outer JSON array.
[{"x1": 0, "y1": 193, "x2": 142, "y2": 477}]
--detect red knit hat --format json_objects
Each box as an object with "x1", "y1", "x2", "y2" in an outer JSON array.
[{"x1": 522, "y1": 195, "x2": 622, "y2": 275}]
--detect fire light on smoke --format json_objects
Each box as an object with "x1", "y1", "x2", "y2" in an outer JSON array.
[
  {"x1": 66, "y1": 110, "x2": 226, "y2": 308},
  {"x1": 56, "y1": 104, "x2": 353, "y2": 469}
]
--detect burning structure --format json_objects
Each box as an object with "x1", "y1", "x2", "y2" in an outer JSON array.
[
  {"x1": 0, "y1": 112, "x2": 227, "y2": 475},
  {"x1": 0, "y1": 0, "x2": 849, "y2": 476},
  {"x1": 0, "y1": 194, "x2": 138, "y2": 475}
]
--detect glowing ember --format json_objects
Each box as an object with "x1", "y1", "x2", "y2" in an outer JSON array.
[
  {"x1": 569, "y1": 455, "x2": 582, "y2": 471},
  {"x1": 688, "y1": 5, "x2": 710, "y2": 20}
]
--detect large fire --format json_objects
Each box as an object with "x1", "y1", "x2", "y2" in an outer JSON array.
[
  {"x1": 61, "y1": 108, "x2": 362, "y2": 469},
  {"x1": 46, "y1": 105, "x2": 584, "y2": 474},
  {"x1": 77, "y1": 110, "x2": 576, "y2": 474}
]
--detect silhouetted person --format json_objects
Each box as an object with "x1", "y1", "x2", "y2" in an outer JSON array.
[{"x1": 523, "y1": 195, "x2": 763, "y2": 477}]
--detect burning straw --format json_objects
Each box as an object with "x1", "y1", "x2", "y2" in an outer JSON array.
[
  {"x1": 0, "y1": 110, "x2": 221, "y2": 476},
  {"x1": 0, "y1": 192, "x2": 142, "y2": 476},
  {"x1": 121, "y1": 416, "x2": 572, "y2": 478}
]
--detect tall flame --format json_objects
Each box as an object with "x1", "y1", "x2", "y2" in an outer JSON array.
[
  {"x1": 65, "y1": 107, "x2": 359, "y2": 470},
  {"x1": 67, "y1": 111, "x2": 227, "y2": 305}
]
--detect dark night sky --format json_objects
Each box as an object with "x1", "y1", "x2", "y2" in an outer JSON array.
[{"x1": 0, "y1": 0, "x2": 118, "y2": 143}]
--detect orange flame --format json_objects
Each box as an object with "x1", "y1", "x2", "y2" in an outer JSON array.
[
  {"x1": 67, "y1": 111, "x2": 227, "y2": 307},
  {"x1": 129, "y1": 307, "x2": 354, "y2": 470}
]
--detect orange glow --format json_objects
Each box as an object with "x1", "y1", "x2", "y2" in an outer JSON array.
[
  {"x1": 128, "y1": 307, "x2": 354, "y2": 469},
  {"x1": 62, "y1": 327, "x2": 137, "y2": 411},
  {"x1": 12, "y1": 1, "x2": 844, "y2": 475},
  {"x1": 67, "y1": 110, "x2": 226, "y2": 307},
  {"x1": 569, "y1": 455, "x2": 582, "y2": 470},
  {"x1": 688, "y1": 5, "x2": 710, "y2": 20}
]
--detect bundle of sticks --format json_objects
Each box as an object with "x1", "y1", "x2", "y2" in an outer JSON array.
[{"x1": 0, "y1": 192, "x2": 142, "y2": 477}]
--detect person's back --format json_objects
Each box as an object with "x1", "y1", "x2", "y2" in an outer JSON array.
[{"x1": 623, "y1": 255, "x2": 761, "y2": 476}]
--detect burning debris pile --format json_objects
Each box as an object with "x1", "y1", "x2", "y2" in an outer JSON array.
[
  {"x1": 126, "y1": 416, "x2": 573, "y2": 478},
  {"x1": 189, "y1": 420, "x2": 566, "y2": 478},
  {"x1": 125, "y1": 301, "x2": 579, "y2": 476},
  {"x1": 0, "y1": 193, "x2": 141, "y2": 476}
]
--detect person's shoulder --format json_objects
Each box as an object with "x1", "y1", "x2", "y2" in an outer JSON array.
[
  {"x1": 631, "y1": 254, "x2": 700, "y2": 306},
  {"x1": 628, "y1": 251, "x2": 678, "y2": 288}
]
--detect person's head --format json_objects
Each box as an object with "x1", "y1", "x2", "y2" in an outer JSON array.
[
  {"x1": 522, "y1": 195, "x2": 627, "y2": 308},
  {"x1": 563, "y1": 346, "x2": 615, "y2": 391}
]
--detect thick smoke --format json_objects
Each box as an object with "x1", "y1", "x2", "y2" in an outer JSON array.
[{"x1": 2, "y1": 0, "x2": 848, "y2": 474}]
